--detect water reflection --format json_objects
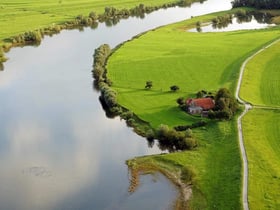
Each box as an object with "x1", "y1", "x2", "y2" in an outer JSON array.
[
  {"x1": 0, "y1": 0, "x2": 233, "y2": 209},
  {"x1": 191, "y1": 11, "x2": 275, "y2": 32}
]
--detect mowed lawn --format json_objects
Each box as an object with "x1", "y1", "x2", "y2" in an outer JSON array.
[
  {"x1": 242, "y1": 109, "x2": 280, "y2": 210},
  {"x1": 0, "y1": 0, "x2": 179, "y2": 41},
  {"x1": 240, "y1": 39, "x2": 280, "y2": 107},
  {"x1": 107, "y1": 14, "x2": 280, "y2": 127}
]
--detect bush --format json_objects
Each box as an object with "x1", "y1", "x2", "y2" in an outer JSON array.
[
  {"x1": 145, "y1": 81, "x2": 153, "y2": 89},
  {"x1": 177, "y1": 97, "x2": 185, "y2": 106}
]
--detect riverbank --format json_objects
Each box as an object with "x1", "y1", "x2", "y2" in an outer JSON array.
[{"x1": 0, "y1": 0, "x2": 205, "y2": 60}]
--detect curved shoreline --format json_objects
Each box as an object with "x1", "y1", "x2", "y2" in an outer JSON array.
[{"x1": 235, "y1": 37, "x2": 280, "y2": 210}]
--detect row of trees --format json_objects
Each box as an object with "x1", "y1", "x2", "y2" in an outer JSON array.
[
  {"x1": 210, "y1": 10, "x2": 273, "y2": 31},
  {"x1": 3, "y1": 1, "x2": 204, "y2": 48},
  {"x1": 232, "y1": 0, "x2": 280, "y2": 9}
]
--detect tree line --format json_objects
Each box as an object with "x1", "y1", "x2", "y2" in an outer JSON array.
[{"x1": 232, "y1": 0, "x2": 280, "y2": 9}]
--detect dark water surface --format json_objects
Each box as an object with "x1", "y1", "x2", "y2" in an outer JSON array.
[{"x1": 0, "y1": 0, "x2": 232, "y2": 209}]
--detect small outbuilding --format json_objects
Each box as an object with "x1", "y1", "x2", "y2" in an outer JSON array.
[{"x1": 186, "y1": 98, "x2": 215, "y2": 115}]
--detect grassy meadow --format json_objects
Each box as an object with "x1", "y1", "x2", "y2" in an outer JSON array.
[
  {"x1": 242, "y1": 109, "x2": 280, "y2": 210},
  {"x1": 107, "y1": 12, "x2": 280, "y2": 128},
  {"x1": 106, "y1": 10, "x2": 280, "y2": 209},
  {"x1": 240, "y1": 39, "x2": 280, "y2": 107},
  {"x1": 0, "y1": 0, "x2": 187, "y2": 43}
]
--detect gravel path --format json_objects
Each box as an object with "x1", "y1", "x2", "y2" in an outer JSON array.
[{"x1": 235, "y1": 37, "x2": 280, "y2": 210}]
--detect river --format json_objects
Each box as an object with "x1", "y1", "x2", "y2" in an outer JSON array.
[{"x1": 0, "y1": 0, "x2": 232, "y2": 209}]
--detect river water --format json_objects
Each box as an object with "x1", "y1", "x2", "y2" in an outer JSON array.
[{"x1": 0, "y1": 0, "x2": 232, "y2": 209}]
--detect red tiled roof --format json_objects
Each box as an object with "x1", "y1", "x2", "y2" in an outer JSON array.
[{"x1": 187, "y1": 98, "x2": 215, "y2": 110}]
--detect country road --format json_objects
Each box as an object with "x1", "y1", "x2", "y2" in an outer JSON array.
[{"x1": 235, "y1": 37, "x2": 280, "y2": 210}]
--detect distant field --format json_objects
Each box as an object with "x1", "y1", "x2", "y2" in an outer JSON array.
[
  {"x1": 0, "y1": 0, "x2": 179, "y2": 42},
  {"x1": 240, "y1": 39, "x2": 280, "y2": 107},
  {"x1": 242, "y1": 109, "x2": 280, "y2": 210},
  {"x1": 107, "y1": 13, "x2": 280, "y2": 127}
]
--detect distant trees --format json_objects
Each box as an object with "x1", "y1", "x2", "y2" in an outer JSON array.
[{"x1": 232, "y1": 0, "x2": 280, "y2": 9}]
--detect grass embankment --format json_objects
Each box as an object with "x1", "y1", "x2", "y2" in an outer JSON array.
[
  {"x1": 242, "y1": 109, "x2": 280, "y2": 210},
  {"x1": 128, "y1": 120, "x2": 241, "y2": 209},
  {"x1": 0, "y1": 0, "x2": 193, "y2": 44},
  {"x1": 106, "y1": 11, "x2": 280, "y2": 209},
  {"x1": 240, "y1": 39, "x2": 280, "y2": 107},
  {"x1": 107, "y1": 12, "x2": 280, "y2": 128}
]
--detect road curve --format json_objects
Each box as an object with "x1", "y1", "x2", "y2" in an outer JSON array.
[{"x1": 235, "y1": 37, "x2": 280, "y2": 210}]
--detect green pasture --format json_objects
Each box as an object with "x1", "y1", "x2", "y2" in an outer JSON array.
[
  {"x1": 242, "y1": 109, "x2": 280, "y2": 210},
  {"x1": 107, "y1": 13, "x2": 280, "y2": 128},
  {"x1": 129, "y1": 119, "x2": 242, "y2": 209},
  {"x1": 240, "y1": 39, "x2": 280, "y2": 107},
  {"x1": 0, "y1": 0, "x2": 184, "y2": 43}
]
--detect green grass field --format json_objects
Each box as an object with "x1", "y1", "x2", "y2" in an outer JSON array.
[
  {"x1": 242, "y1": 109, "x2": 280, "y2": 210},
  {"x1": 107, "y1": 13, "x2": 280, "y2": 128},
  {"x1": 240, "y1": 39, "x2": 280, "y2": 107},
  {"x1": 0, "y1": 0, "x2": 181, "y2": 43},
  {"x1": 106, "y1": 11, "x2": 280, "y2": 209}
]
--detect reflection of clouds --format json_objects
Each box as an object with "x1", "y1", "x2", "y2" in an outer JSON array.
[
  {"x1": 1, "y1": 118, "x2": 99, "y2": 210},
  {"x1": 0, "y1": 112, "x2": 160, "y2": 210},
  {"x1": 8, "y1": 121, "x2": 50, "y2": 155}
]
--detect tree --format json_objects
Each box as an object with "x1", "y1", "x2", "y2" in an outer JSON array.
[
  {"x1": 145, "y1": 81, "x2": 153, "y2": 89},
  {"x1": 213, "y1": 88, "x2": 238, "y2": 119},
  {"x1": 176, "y1": 97, "x2": 185, "y2": 106},
  {"x1": 170, "y1": 85, "x2": 179, "y2": 92}
]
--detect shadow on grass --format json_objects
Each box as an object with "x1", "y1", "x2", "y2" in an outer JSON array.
[{"x1": 140, "y1": 106, "x2": 198, "y2": 128}]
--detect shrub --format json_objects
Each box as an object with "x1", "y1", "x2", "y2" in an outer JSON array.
[
  {"x1": 181, "y1": 166, "x2": 196, "y2": 183},
  {"x1": 145, "y1": 81, "x2": 153, "y2": 89},
  {"x1": 176, "y1": 97, "x2": 185, "y2": 106}
]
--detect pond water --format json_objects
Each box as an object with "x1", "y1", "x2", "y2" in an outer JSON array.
[
  {"x1": 0, "y1": 0, "x2": 232, "y2": 209},
  {"x1": 189, "y1": 16, "x2": 275, "y2": 32}
]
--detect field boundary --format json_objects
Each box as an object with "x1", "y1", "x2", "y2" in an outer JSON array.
[{"x1": 236, "y1": 37, "x2": 280, "y2": 210}]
